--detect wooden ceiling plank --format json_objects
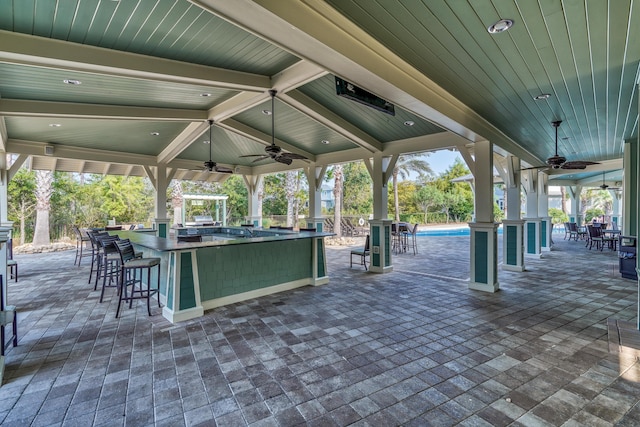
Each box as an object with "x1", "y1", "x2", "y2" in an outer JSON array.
[
  {"x1": 218, "y1": 118, "x2": 315, "y2": 160},
  {"x1": 280, "y1": 90, "x2": 381, "y2": 152}
]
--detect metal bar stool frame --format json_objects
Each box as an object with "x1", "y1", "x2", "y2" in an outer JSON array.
[{"x1": 114, "y1": 239, "x2": 162, "y2": 318}]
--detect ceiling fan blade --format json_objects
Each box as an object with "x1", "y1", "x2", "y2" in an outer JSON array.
[
  {"x1": 520, "y1": 165, "x2": 548, "y2": 171},
  {"x1": 274, "y1": 156, "x2": 293, "y2": 165},
  {"x1": 251, "y1": 156, "x2": 270, "y2": 163},
  {"x1": 240, "y1": 154, "x2": 266, "y2": 158},
  {"x1": 560, "y1": 161, "x2": 599, "y2": 169},
  {"x1": 280, "y1": 152, "x2": 308, "y2": 160}
]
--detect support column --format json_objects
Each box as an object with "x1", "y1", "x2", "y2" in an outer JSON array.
[
  {"x1": 610, "y1": 189, "x2": 622, "y2": 227},
  {"x1": 523, "y1": 170, "x2": 541, "y2": 257},
  {"x1": 368, "y1": 154, "x2": 393, "y2": 273},
  {"x1": 304, "y1": 165, "x2": 327, "y2": 231},
  {"x1": 501, "y1": 155, "x2": 525, "y2": 272},
  {"x1": 148, "y1": 165, "x2": 172, "y2": 238},
  {"x1": 243, "y1": 175, "x2": 263, "y2": 227},
  {"x1": 538, "y1": 172, "x2": 552, "y2": 251},
  {"x1": 624, "y1": 139, "x2": 637, "y2": 236},
  {"x1": 569, "y1": 186, "x2": 583, "y2": 225},
  {"x1": 468, "y1": 140, "x2": 499, "y2": 292}
]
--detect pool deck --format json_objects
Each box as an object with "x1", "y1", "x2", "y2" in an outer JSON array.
[{"x1": 0, "y1": 232, "x2": 639, "y2": 426}]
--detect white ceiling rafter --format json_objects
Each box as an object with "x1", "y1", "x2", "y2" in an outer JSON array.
[
  {"x1": 0, "y1": 99, "x2": 207, "y2": 122},
  {"x1": 0, "y1": 30, "x2": 270, "y2": 92}
]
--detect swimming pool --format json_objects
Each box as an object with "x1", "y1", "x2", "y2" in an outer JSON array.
[{"x1": 415, "y1": 226, "x2": 503, "y2": 236}]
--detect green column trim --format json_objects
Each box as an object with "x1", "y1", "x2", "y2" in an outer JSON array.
[
  {"x1": 506, "y1": 225, "x2": 517, "y2": 265},
  {"x1": 179, "y1": 252, "x2": 196, "y2": 310},
  {"x1": 474, "y1": 231, "x2": 488, "y2": 284},
  {"x1": 527, "y1": 222, "x2": 536, "y2": 254}
]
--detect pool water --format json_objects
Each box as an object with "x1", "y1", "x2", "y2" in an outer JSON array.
[{"x1": 415, "y1": 226, "x2": 504, "y2": 237}]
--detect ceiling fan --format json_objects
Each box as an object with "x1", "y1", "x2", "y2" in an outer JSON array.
[
  {"x1": 239, "y1": 89, "x2": 308, "y2": 166},
  {"x1": 196, "y1": 120, "x2": 233, "y2": 174},
  {"x1": 544, "y1": 120, "x2": 599, "y2": 170},
  {"x1": 599, "y1": 171, "x2": 620, "y2": 190}
]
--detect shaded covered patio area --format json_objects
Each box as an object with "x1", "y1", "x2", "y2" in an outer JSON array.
[{"x1": 0, "y1": 235, "x2": 638, "y2": 426}]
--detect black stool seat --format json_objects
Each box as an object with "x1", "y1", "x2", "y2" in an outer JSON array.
[{"x1": 115, "y1": 239, "x2": 162, "y2": 317}]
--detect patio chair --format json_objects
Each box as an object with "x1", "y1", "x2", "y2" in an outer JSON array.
[
  {"x1": 7, "y1": 238, "x2": 17, "y2": 282},
  {"x1": 114, "y1": 239, "x2": 161, "y2": 317},
  {"x1": 563, "y1": 222, "x2": 574, "y2": 240},
  {"x1": 586, "y1": 225, "x2": 605, "y2": 250},
  {"x1": 350, "y1": 235, "x2": 370, "y2": 270}
]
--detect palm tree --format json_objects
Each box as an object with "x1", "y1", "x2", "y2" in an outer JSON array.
[
  {"x1": 171, "y1": 180, "x2": 183, "y2": 226},
  {"x1": 392, "y1": 154, "x2": 432, "y2": 222},
  {"x1": 32, "y1": 170, "x2": 53, "y2": 246}
]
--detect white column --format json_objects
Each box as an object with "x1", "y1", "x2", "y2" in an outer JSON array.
[
  {"x1": 502, "y1": 155, "x2": 525, "y2": 272},
  {"x1": 368, "y1": 154, "x2": 392, "y2": 273},
  {"x1": 538, "y1": 172, "x2": 552, "y2": 251},
  {"x1": 469, "y1": 140, "x2": 499, "y2": 292},
  {"x1": 523, "y1": 170, "x2": 541, "y2": 257},
  {"x1": 304, "y1": 165, "x2": 326, "y2": 231},
  {"x1": 610, "y1": 189, "x2": 622, "y2": 228},
  {"x1": 243, "y1": 174, "x2": 263, "y2": 227},
  {"x1": 149, "y1": 165, "x2": 171, "y2": 237},
  {"x1": 623, "y1": 139, "x2": 636, "y2": 236},
  {"x1": 569, "y1": 186, "x2": 582, "y2": 225}
]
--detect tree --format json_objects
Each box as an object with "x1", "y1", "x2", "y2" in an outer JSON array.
[
  {"x1": 285, "y1": 171, "x2": 296, "y2": 226},
  {"x1": 32, "y1": 170, "x2": 53, "y2": 246},
  {"x1": 414, "y1": 184, "x2": 444, "y2": 224},
  {"x1": 7, "y1": 168, "x2": 36, "y2": 245},
  {"x1": 170, "y1": 181, "x2": 183, "y2": 225},
  {"x1": 342, "y1": 162, "x2": 372, "y2": 215},
  {"x1": 332, "y1": 164, "x2": 343, "y2": 236},
  {"x1": 392, "y1": 154, "x2": 432, "y2": 222}
]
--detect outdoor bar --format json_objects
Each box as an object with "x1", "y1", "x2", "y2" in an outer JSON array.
[{"x1": 114, "y1": 227, "x2": 332, "y2": 323}]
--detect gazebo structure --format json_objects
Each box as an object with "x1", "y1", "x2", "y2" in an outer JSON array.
[
  {"x1": 181, "y1": 194, "x2": 229, "y2": 227},
  {"x1": 0, "y1": 2, "x2": 637, "y2": 318}
]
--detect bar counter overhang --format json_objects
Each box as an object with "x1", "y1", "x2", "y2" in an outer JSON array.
[{"x1": 114, "y1": 228, "x2": 333, "y2": 323}]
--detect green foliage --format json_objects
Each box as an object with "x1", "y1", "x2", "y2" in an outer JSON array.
[
  {"x1": 342, "y1": 162, "x2": 372, "y2": 214},
  {"x1": 585, "y1": 207, "x2": 605, "y2": 223},
  {"x1": 219, "y1": 176, "x2": 249, "y2": 224},
  {"x1": 263, "y1": 173, "x2": 287, "y2": 215},
  {"x1": 413, "y1": 184, "x2": 445, "y2": 223},
  {"x1": 548, "y1": 207, "x2": 569, "y2": 225},
  {"x1": 493, "y1": 203, "x2": 504, "y2": 222}
]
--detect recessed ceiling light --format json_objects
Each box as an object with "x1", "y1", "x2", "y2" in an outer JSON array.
[
  {"x1": 49, "y1": 123, "x2": 61, "y2": 127},
  {"x1": 487, "y1": 19, "x2": 514, "y2": 34},
  {"x1": 63, "y1": 79, "x2": 81, "y2": 85},
  {"x1": 200, "y1": 93, "x2": 212, "y2": 97},
  {"x1": 262, "y1": 109, "x2": 272, "y2": 115},
  {"x1": 150, "y1": 132, "x2": 160, "y2": 136},
  {"x1": 534, "y1": 93, "x2": 551, "y2": 100},
  {"x1": 204, "y1": 140, "x2": 211, "y2": 144},
  {"x1": 321, "y1": 140, "x2": 330, "y2": 145},
  {"x1": 404, "y1": 120, "x2": 415, "y2": 126}
]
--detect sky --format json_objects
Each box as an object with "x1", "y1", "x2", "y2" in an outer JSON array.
[{"x1": 424, "y1": 149, "x2": 463, "y2": 175}]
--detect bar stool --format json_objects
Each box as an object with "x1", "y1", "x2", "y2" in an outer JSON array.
[
  {"x1": 72, "y1": 225, "x2": 91, "y2": 266},
  {"x1": 96, "y1": 235, "x2": 121, "y2": 301},
  {"x1": 114, "y1": 239, "x2": 161, "y2": 317},
  {"x1": 87, "y1": 230, "x2": 109, "y2": 285}
]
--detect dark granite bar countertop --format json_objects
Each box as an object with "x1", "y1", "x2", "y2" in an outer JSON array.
[{"x1": 110, "y1": 228, "x2": 334, "y2": 252}]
